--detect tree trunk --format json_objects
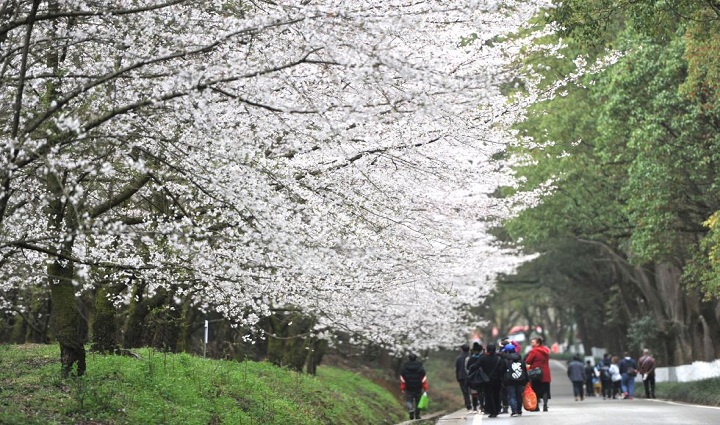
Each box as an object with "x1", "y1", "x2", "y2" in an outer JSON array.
[
  {"x1": 91, "y1": 285, "x2": 117, "y2": 353},
  {"x1": 49, "y1": 258, "x2": 86, "y2": 377}
]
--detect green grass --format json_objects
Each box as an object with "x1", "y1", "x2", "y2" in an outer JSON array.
[{"x1": 0, "y1": 344, "x2": 406, "y2": 425}]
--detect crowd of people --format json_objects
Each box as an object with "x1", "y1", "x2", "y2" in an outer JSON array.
[
  {"x1": 399, "y1": 339, "x2": 657, "y2": 420},
  {"x1": 586, "y1": 349, "x2": 656, "y2": 400},
  {"x1": 453, "y1": 336, "x2": 552, "y2": 417}
]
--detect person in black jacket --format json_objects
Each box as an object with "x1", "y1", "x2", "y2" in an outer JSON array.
[
  {"x1": 465, "y1": 342, "x2": 485, "y2": 413},
  {"x1": 477, "y1": 343, "x2": 507, "y2": 418},
  {"x1": 400, "y1": 354, "x2": 428, "y2": 420},
  {"x1": 501, "y1": 343, "x2": 527, "y2": 417},
  {"x1": 455, "y1": 343, "x2": 471, "y2": 411}
]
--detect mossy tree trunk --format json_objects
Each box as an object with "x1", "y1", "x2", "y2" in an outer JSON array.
[
  {"x1": 47, "y1": 167, "x2": 86, "y2": 377},
  {"x1": 49, "y1": 258, "x2": 86, "y2": 377},
  {"x1": 91, "y1": 284, "x2": 117, "y2": 353}
]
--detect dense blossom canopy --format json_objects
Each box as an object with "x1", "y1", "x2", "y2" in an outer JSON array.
[{"x1": 0, "y1": 0, "x2": 565, "y2": 353}]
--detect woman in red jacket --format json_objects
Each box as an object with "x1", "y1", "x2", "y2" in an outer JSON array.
[{"x1": 525, "y1": 337, "x2": 552, "y2": 412}]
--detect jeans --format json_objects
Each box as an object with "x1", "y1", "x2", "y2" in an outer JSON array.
[
  {"x1": 621, "y1": 373, "x2": 635, "y2": 397},
  {"x1": 506, "y1": 384, "x2": 523, "y2": 414}
]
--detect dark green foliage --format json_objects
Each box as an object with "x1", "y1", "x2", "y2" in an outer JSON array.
[
  {"x1": 91, "y1": 286, "x2": 117, "y2": 353},
  {"x1": 657, "y1": 377, "x2": 720, "y2": 406}
]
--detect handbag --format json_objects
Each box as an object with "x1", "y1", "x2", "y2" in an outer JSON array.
[
  {"x1": 468, "y1": 366, "x2": 490, "y2": 389},
  {"x1": 528, "y1": 367, "x2": 543, "y2": 381},
  {"x1": 522, "y1": 382, "x2": 537, "y2": 411},
  {"x1": 417, "y1": 392, "x2": 429, "y2": 410}
]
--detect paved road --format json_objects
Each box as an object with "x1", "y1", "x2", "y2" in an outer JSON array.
[{"x1": 435, "y1": 359, "x2": 720, "y2": 425}]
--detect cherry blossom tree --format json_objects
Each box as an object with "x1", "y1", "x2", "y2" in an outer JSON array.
[{"x1": 1, "y1": 0, "x2": 554, "y2": 375}]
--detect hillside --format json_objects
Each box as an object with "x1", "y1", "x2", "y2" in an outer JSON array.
[{"x1": 0, "y1": 344, "x2": 406, "y2": 425}]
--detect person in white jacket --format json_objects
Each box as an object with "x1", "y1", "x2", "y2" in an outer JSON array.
[{"x1": 609, "y1": 356, "x2": 622, "y2": 399}]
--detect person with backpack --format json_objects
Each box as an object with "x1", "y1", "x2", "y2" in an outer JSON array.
[
  {"x1": 618, "y1": 351, "x2": 638, "y2": 399},
  {"x1": 455, "y1": 343, "x2": 472, "y2": 412},
  {"x1": 596, "y1": 353, "x2": 613, "y2": 399},
  {"x1": 476, "y1": 343, "x2": 507, "y2": 418},
  {"x1": 400, "y1": 353, "x2": 429, "y2": 420},
  {"x1": 465, "y1": 342, "x2": 485, "y2": 413},
  {"x1": 501, "y1": 343, "x2": 527, "y2": 417}
]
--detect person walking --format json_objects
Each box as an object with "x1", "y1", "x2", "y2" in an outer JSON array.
[
  {"x1": 584, "y1": 360, "x2": 595, "y2": 397},
  {"x1": 455, "y1": 343, "x2": 472, "y2": 411},
  {"x1": 609, "y1": 355, "x2": 622, "y2": 399},
  {"x1": 618, "y1": 351, "x2": 638, "y2": 399},
  {"x1": 400, "y1": 353, "x2": 428, "y2": 420},
  {"x1": 477, "y1": 343, "x2": 506, "y2": 418},
  {"x1": 567, "y1": 355, "x2": 586, "y2": 401},
  {"x1": 525, "y1": 337, "x2": 552, "y2": 412},
  {"x1": 501, "y1": 343, "x2": 527, "y2": 417},
  {"x1": 638, "y1": 348, "x2": 656, "y2": 399},
  {"x1": 465, "y1": 342, "x2": 485, "y2": 413},
  {"x1": 596, "y1": 353, "x2": 613, "y2": 399},
  {"x1": 498, "y1": 337, "x2": 520, "y2": 414}
]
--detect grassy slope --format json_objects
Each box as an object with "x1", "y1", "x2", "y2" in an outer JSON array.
[{"x1": 0, "y1": 344, "x2": 406, "y2": 425}]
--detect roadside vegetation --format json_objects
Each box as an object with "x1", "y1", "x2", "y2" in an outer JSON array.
[
  {"x1": 0, "y1": 344, "x2": 405, "y2": 425},
  {"x1": 657, "y1": 378, "x2": 720, "y2": 407}
]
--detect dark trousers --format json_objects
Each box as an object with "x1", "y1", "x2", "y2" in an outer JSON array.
[
  {"x1": 585, "y1": 378, "x2": 594, "y2": 396},
  {"x1": 601, "y1": 379, "x2": 612, "y2": 398},
  {"x1": 572, "y1": 381, "x2": 584, "y2": 398},
  {"x1": 531, "y1": 381, "x2": 550, "y2": 409},
  {"x1": 458, "y1": 379, "x2": 471, "y2": 409},
  {"x1": 405, "y1": 391, "x2": 422, "y2": 418},
  {"x1": 500, "y1": 383, "x2": 508, "y2": 411},
  {"x1": 643, "y1": 373, "x2": 656, "y2": 398},
  {"x1": 484, "y1": 381, "x2": 502, "y2": 416}
]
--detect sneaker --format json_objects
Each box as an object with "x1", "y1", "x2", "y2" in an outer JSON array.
[
  {"x1": 511, "y1": 413, "x2": 518, "y2": 417},
  {"x1": 543, "y1": 406, "x2": 549, "y2": 412}
]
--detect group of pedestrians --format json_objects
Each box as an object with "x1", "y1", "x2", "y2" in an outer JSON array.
[
  {"x1": 591, "y1": 349, "x2": 656, "y2": 400},
  {"x1": 454, "y1": 336, "x2": 552, "y2": 418},
  {"x1": 401, "y1": 340, "x2": 657, "y2": 420}
]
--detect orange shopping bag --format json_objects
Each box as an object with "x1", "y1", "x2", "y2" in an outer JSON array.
[{"x1": 522, "y1": 382, "x2": 537, "y2": 411}]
